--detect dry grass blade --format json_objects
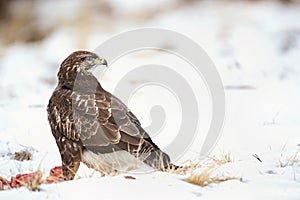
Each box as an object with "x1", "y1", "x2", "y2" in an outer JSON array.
[
  {"x1": 187, "y1": 152, "x2": 236, "y2": 187},
  {"x1": 210, "y1": 152, "x2": 233, "y2": 166},
  {"x1": 14, "y1": 150, "x2": 32, "y2": 161},
  {"x1": 164, "y1": 162, "x2": 200, "y2": 174},
  {"x1": 279, "y1": 149, "x2": 300, "y2": 167},
  {"x1": 187, "y1": 167, "x2": 215, "y2": 187},
  {"x1": 187, "y1": 166, "x2": 236, "y2": 187}
]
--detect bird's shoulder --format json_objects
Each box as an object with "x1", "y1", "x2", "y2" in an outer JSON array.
[{"x1": 47, "y1": 82, "x2": 145, "y2": 145}]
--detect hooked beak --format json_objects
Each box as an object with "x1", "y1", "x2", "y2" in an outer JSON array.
[{"x1": 96, "y1": 56, "x2": 108, "y2": 67}]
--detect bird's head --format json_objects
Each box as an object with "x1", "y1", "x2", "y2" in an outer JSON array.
[
  {"x1": 62, "y1": 50, "x2": 107, "y2": 72},
  {"x1": 58, "y1": 50, "x2": 107, "y2": 82}
]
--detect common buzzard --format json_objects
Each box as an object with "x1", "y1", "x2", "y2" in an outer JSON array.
[{"x1": 47, "y1": 50, "x2": 173, "y2": 180}]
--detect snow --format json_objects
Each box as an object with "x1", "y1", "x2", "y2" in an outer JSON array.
[{"x1": 1, "y1": 0, "x2": 300, "y2": 199}]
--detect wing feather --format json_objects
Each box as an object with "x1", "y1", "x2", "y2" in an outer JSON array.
[{"x1": 49, "y1": 81, "x2": 157, "y2": 155}]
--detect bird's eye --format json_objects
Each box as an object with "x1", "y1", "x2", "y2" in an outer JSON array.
[{"x1": 80, "y1": 56, "x2": 93, "y2": 62}]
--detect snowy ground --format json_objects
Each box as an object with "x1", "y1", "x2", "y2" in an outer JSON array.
[{"x1": 0, "y1": 0, "x2": 300, "y2": 199}]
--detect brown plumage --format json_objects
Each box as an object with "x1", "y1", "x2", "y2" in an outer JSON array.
[{"x1": 47, "y1": 50, "x2": 172, "y2": 180}]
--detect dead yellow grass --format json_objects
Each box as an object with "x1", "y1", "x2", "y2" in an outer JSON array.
[
  {"x1": 210, "y1": 152, "x2": 233, "y2": 166},
  {"x1": 187, "y1": 166, "x2": 236, "y2": 187},
  {"x1": 14, "y1": 150, "x2": 32, "y2": 161},
  {"x1": 187, "y1": 152, "x2": 236, "y2": 187},
  {"x1": 279, "y1": 148, "x2": 300, "y2": 168},
  {"x1": 164, "y1": 161, "x2": 200, "y2": 174}
]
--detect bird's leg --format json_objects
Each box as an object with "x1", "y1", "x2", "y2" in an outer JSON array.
[
  {"x1": 57, "y1": 138, "x2": 82, "y2": 180},
  {"x1": 62, "y1": 159, "x2": 80, "y2": 180}
]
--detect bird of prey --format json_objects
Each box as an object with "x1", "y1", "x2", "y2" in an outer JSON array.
[{"x1": 47, "y1": 50, "x2": 174, "y2": 180}]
